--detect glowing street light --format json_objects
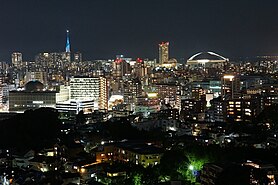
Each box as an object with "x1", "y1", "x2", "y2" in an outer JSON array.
[{"x1": 189, "y1": 165, "x2": 194, "y2": 171}]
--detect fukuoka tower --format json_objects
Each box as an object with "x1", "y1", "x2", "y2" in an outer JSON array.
[{"x1": 65, "y1": 30, "x2": 71, "y2": 53}]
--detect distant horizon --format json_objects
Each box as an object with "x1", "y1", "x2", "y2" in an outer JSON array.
[
  {"x1": 1, "y1": 0, "x2": 278, "y2": 61},
  {"x1": 4, "y1": 51, "x2": 278, "y2": 64}
]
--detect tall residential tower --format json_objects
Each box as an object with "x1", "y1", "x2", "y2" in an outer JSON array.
[
  {"x1": 158, "y1": 42, "x2": 169, "y2": 65},
  {"x1": 11, "y1": 52, "x2": 23, "y2": 68}
]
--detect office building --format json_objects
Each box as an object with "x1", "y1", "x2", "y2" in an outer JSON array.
[
  {"x1": 56, "y1": 99, "x2": 94, "y2": 115},
  {"x1": 25, "y1": 71, "x2": 48, "y2": 85},
  {"x1": 221, "y1": 74, "x2": 241, "y2": 100},
  {"x1": 123, "y1": 78, "x2": 142, "y2": 110},
  {"x1": 158, "y1": 42, "x2": 169, "y2": 65},
  {"x1": 74, "y1": 52, "x2": 82, "y2": 63},
  {"x1": 35, "y1": 52, "x2": 68, "y2": 69},
  {"x1": 155, "y1": 83, "x2": 181, "y2": 108},
  {"x1": 0, "y1": 78, "x2": 3, "y2": 108},
  {"x1": 180, "y1": 98, "x2": 206, "y2": 121},
  {"x1": 133, "y1": 58, "x2": 146, "y2": 78},
  {"x1": 112, "y1": 58, "x2": 131, "y2": 79},
  {"x1": 70, "y1": 76, "x2": 108, "y2": 110},
  {"x1": 9, "y1": 81, "x2": 69, "y2": 112},
  {"x1": 11, "y1": 52, "x2": 23, "y2": 68}
]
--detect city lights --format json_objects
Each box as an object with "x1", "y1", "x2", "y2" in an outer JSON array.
[{"x1": 0, "y1": 1, "x2": 277, "y2": 184}]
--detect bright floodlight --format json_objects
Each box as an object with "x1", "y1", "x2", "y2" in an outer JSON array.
[
  {"x1": 223, "y1": 75, "x2": 234, "y2": 79},
  {"x1": 189, "y1": 165, "x2": 194, "y2": 170},
  {"x1": 197, "y1": 59, "x2": 210, "y2": 63},
  {"x1": 223, "y1": 75, "x2": 235, "y2": 81}
]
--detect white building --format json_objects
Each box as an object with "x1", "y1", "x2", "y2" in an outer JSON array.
[
  {"x1": 70, "y1": 77, "x2": 108, "y2": 110},
  {"x1": 187, "y1": 51, "x2": 228, "y2": 69},
  {"x1": 56, "y1": 99, "x2": 94, "y2": 114}
]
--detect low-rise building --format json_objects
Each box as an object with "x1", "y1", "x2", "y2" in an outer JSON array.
[
  {"x1": 9, "y1": 81, "x2": 69, "y2": 112},
  {"x1": 93, "y1": 142, "x2": 163, "y2": 168},
  {"x1": 200, "y1": 163, "x2": 224, "y2": 185},
  {"x1": 114, "y1": 143, "x2": 163, "y2": 168}
]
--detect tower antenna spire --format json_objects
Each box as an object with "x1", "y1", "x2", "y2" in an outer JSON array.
[{"x1": 65, "y1": 29, "x2": 70, "y2": 53}]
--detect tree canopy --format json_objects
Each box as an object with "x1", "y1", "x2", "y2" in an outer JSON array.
[{"x1": 0, "y1": 108, "x2": 61, "y2": 150}]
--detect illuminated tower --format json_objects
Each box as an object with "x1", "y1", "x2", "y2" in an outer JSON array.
[
  {"x1": 65, "y1": 30, "x2": 71, "y2": 53},
  {"x1": 64, "y1": 30, "x2": 71, "y2": 62},
  {"x1": 159, "y1": 42, "x2": 169, "y2": 65}
]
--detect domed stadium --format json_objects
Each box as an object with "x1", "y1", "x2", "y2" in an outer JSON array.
[
  {"x1": 25, "y1": 80, "x2": 44, "y2": 92},
  {"x1": 187, "y1": 51, "x2": 228, "y2": 68}
]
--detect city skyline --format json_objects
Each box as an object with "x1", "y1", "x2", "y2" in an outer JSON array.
[
  {"x1": 1, "y1": 0, "x2": 278, "y2": 61},
  {"x1": 1, "y1": 1, "x2": 278, "y2": 183}
]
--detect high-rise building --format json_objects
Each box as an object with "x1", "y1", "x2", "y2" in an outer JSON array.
[
  {"x1": 133, "y1": 58, "x2": 146, "y2": 78},
  {"x1": 74, "y1": 52, "x2": 82, "y2": 63},
  {"x1": 111, "y1": 59, "x2": 132, "y2": 95},
  {"x1": 0, "y1": 61, "x2": 9, "y2": 73},
  {"x1": 35, "y1": 52, "x2": 52, "y2": 68},
  {"x1": 112, "y1": 58, "x2": 131, "y2": 79},
  {"x1": 0, "y1": 77, "x2": 3, "y2": 107},
  {"x1": 155, "y1": 83, "x2": 181, "y2": 108},
  {"x1": 70, "y1": 77, "x2": 108, "y2": 110},
  {"x1": 221, "y1": 74, "x2": 241, "y2": 100},
  {"x1": 25, "y1": 71, "x2": 48, "y2": 85},
  {"x1": 35, "y1": 52, "x2": 70, "y2": 69},
  {"x1": 11, "y1": 52, "x2": 23, "y2": 68},
  {"x1": 123, "y1": 78, "x2": 142, "y2": 110},
  {"x1": 180, "y1": 99, "x2": 206, "y2": 121},
  {"x1": 99, "y1": 77, "x2": 109, "y2": 110},
  {"x1": 158, "y1": 42, "x2": 169, "y2": 65}
]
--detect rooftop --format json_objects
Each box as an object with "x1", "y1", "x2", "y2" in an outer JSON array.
[
  {"x1": 188, "y1": 51, "x2": 227, "y2": 61},
  {"x1": 115, "y1": 142, "x2": 163, "y2": 155}
]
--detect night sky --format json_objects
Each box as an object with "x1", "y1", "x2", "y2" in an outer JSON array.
[{"x1": 1, "y1": 0, "x2": 278, "y2": 61}]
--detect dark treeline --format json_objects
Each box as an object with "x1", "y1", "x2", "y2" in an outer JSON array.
[{"x1": 0, "y1": 108, "x2": 61, "y2": 150}]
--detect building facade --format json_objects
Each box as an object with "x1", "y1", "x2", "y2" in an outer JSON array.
[
  {"x1": 158, "y1": 42, "x2": 169, "y2": 65},
  {"x1": 12, "y1": 52, "x2": 23, "y2": 68},
  {"x1": 70, "y1": 77, "x2": 108, "y2": 110}
]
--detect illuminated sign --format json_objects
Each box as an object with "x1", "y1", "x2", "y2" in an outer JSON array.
[
  {"x1": 33, "y1": 101, "x2": 44, "y2": 104},
  {"x1": 147, "y1": 92, "x2": 158, "y2": 98}
]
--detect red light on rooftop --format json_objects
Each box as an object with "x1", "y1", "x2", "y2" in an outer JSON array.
[
  {"x1": 136, "y1": 58, "x2": 143, "y2": 63},
  {"x1": 159, "y1": 42, "x2": 169, "y2": 46},
  {"x1": 114, "y1": 58, "x2": 123, "y2": 63}
]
